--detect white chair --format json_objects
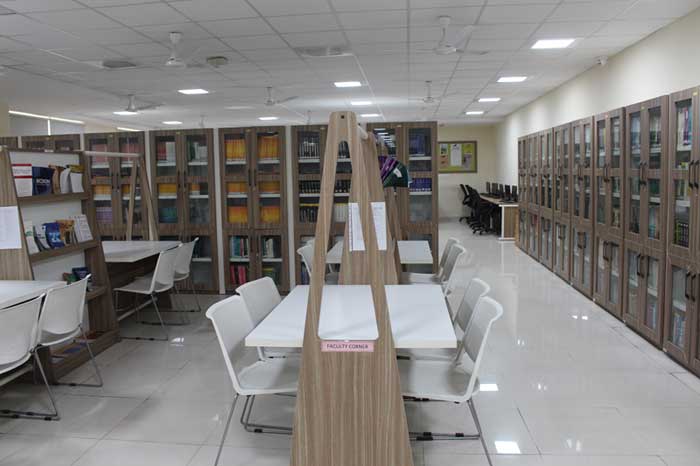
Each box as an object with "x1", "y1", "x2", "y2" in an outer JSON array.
[
  {"x1": 401, "y1": 238, "x2": 459, "y2": 285},
  {"x1": 172, "y1": 237, "x2": 202, "y2": 315},
  {"x1": 0, "y1": 296, "x2": 60, "y2": 421},
  {"x1": 114, "y1": 244, "x2": 181, "y2": 340},
  {"x1": 38, "y1": 275, "x2": 102, "y2": 387},
  {"x1": 297, "y1": 240, "x2": 339, "y2": 284},
  {"x1": 206, "y1": 296, "x2": 298, "y2": 466},
  {"x1": 398, "y1": 277, "x2": 490, "y2": 361},
  {"x1": 403, "y1": 244, "x2": 467, "y2": 296},
  {"x1": 398, "y1": 296, "x2": 503, "y2": 466},
  {"x1": 236, "y1": 277, "x2": 294, "y2": 359}
]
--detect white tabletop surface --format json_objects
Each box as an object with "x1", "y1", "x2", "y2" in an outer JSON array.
[
  {"x1": 0, "y1": 280, "x2": 63, "y2": 309},
  {"x1": 246, "y1": 284, "x2": 456, "y2": 349},
  {"x1": 326, "y1": 240, "x2": 433, "y2": 265},
  {"x1": 102, "y1": 240, "x2": 181, "y2": 263}
]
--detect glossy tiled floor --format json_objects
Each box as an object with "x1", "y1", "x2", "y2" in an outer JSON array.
[{"x1": 2, "y1": 219, "x2": 700, "y2": 465}]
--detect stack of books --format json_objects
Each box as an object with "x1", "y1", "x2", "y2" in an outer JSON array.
[
  {"x1": 260, "y1": 205, "x2": 281, "y2": 223},
  {"x1": 230, "y1": 236, "x2": 249, "y2": 259},
  {"x1": 228, "y1": 206, "x2": 248, "y2": 224},
  {"x1": 156, "y1": 140, "x2": 176, "y2": 163},
  {"x1": 258, "y1": 135, "x2": 279, "y2": 160},
  {"x1": 229, "y1": 264, "x2": 248, "y2": 286},
  {"x1": 225, "y1": 138, "x2": 246, "y2": 161}
]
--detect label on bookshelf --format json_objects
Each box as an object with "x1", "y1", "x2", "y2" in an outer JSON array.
[
  {"x1": 348, "y1": 203, "x2": 365, "y2": 252},
  {"x1": 371, "y1": 202, "x2": 387, "y2": 251}
]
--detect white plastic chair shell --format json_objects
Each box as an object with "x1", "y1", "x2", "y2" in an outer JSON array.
[
  {"x1": 38, "y1": 275, "x2": 89, "y2": 345},
  {"x1": 236, "y1": 277, "x2": 282, "y2": 327},
  {"x1": 174, "y1": 237, "x2": 198, "y2": 281},
  {"x1": 0, "y1": 296, "x2": 43, "y2": 372}
]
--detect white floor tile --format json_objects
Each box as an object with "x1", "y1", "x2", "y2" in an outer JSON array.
[
  {"x1": 0, "y1": 435, "x2": 96, "y2": 466},
  {"x1": 73, "y1": 439, "x2": 199, "y2": 466}
]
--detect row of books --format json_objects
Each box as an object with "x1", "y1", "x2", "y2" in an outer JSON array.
[
  {"x1": 408, "y1": 131, "x2": 430, "y2": 157},
  {"x1": 262, "y1": 237, "x2": 281, "y2": 259},
  {"x1": 230, "y1": 264, "x2": 248, "y2": 286},
  {"x1": 23, "y1": 214, "x2": 93, "y2": 254},
  {"x1": 225, "y1": 138, "x2": 246, "y2": 160},
  {"x1": 187, "y1": 140, "x2": 208, "y2": 162},
  {"x1": 156, "y1": 140, "x2": 177, "y2": 163},
  {"x1": 258, "y1": 135, "x2": 280, "y2": 159},
  {"x1": 230, "y1": 236, "x2": 250, "y2": 258},
  {"x1": 299, "y1": 203, "x2": 349, "y2": 223},
  {"x1": 298, "y1": 180, "x2": 351, "y2": 194},
  {"x1": 298, "y1": 133, "x2": 321, "y2": 159},
  {"x1": 671, "y1": 312, "x2": 687, "y2": 347},
  {"x1": 409, "y1": 178, "x2": 432, "y2": 192},
  {"x1": 12, "y1": 164, "x2": 84, "y2": 197},
  {"x1": 676, "y1": 104, "x2": 693, "y2": 151}
]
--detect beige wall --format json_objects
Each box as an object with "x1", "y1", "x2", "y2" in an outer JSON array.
[
  {"x1": 0, "y1": 103, "x2": 8, "y2": 136},
  {"x1": 496, "y1": 7, "x2": 700, "y2": 185},
  {"x1": 437, "y1": 124, "x2": 498, "y2": 219}
]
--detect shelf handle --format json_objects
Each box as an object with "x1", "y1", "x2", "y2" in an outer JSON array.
[
  {"x1": 636, "y1": 253, "x2": 642, "y2": 277},
  {"x1": 685, "y1": 271, "x2": 692, "y2": 300},
  {"x1": 692, "y1": 273, "x2": 697, "y2": 303},
  {"x1": 690, "y1": 161, "x2": 695, "y2": 189}
]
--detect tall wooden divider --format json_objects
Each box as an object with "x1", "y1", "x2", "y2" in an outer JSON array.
[{"x1": 291, "y1": 112, "x2": 413, "y2": 466}]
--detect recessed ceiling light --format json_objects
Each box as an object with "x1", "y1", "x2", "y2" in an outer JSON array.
[
  {"x1": 466, "y1": 111, "x2": 485, "y2": 116},
  {"x1": 334, "y1": 81, "x2": 362, "y2": 88},
  {"x1": 498, "y1": 76, "x2": 527, "y2": 83},
  {"x1": 494, "y1": 441, "x2": 521, "y2": 455},
  {"x1": 478, "y1": 97, "x2": 501, "y2": 103},
  {"x1": 117, "y1": 127, "x2": 140, "y2": 132},
  {"x1": 351, "y1": 100, "x2": 372, "y2": 106},
  {"x1": 114, "y1": 110, "x2": 139, "y2": 116},
  {"x1": 360, "y1": 113, "x2": 380, "y2": 117},
  {"x1": 226, "y1": 105, "x2": 254, "y2": 110},
  {"x1": 532, "y1": 38, "x2": 576, "y2": 49},
  {"x1": 162, "y1": 121, "x2": 182, "y2": 125},
  {"x1": 178, "y1": 88, "x2": 209, "y2": 95},
  {"x1": 258, "y1": 116, "x2": 279, "y2": 121}
]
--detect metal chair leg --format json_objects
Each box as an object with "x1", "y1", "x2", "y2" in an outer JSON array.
[
  {"x1": 239, "y1": 395, "x2": 292, "y2": 434},
  {"x1": 0, "y1": 354, "x2": 61, "y2": 421},
  {"x1": 469, "y1": 399, "x2": 493, "y2": 466},
  {"x1": 215, "y1": 395, "x2": 239, "y2": 466},
  {"x1": 139, "y1": 292, "x2": 189, "y2": 327},
  {"x1": 191, "y1": 279, "x2": 202, "y2": 313},
  {"x1": 53, "y1": 326, "x2": 104, "y2": 388}
]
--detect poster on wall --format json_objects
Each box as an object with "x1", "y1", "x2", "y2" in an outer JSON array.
[{"x1": 438, "y1": 141, "x2": 477, "y2": 173}]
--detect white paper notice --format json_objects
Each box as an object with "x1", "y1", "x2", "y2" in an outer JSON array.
[
  {"x1": 371, "y1": 202, "x2": 387, "y2": 251},
  {"x1": 348, "y1": 202, "x2": 365, "y2": 251},
  {"x1": 0, "y1": 206, "x2": 22, "y2": 250},
  {"x1": 450, "y1": 143, "x2": 462, "y2": 167}
]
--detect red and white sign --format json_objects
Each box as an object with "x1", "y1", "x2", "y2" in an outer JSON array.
[{"x1": 321, "y1": 341, "x2": 374, "y2": 352}]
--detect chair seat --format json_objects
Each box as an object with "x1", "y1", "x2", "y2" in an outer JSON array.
[
  {"x1": 398, "y1": 359, "x2": 478, "y2": 403},
  {"x1": 325, "y1": 272, "x2": 339, "y2": 285},
  {"x1": 402, "y1": 272, "x2": 441, "y2": 284},
  {"x1": 238, "y1": 357, "x2": 299, "y2": 396},
  {"x1": 0, "y1": 354, "x2": 31, "y2": 377},
  {"x1": 174, "y1": 271, "x2": 190, "y2": 282},
  {"x1": 40, "y1": 328, "x2": 81, "y2": 347},
  {"x1": 114, "y1": 274, "x2": 171, "y2": 295}
]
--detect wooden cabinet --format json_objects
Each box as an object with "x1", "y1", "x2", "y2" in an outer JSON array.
[
  {"x1": 552, "y1": 123, "x2": 572, "y2": 281},
  {"x1": 517, "y1": 136, "x2": 529, "y2": 252},
  {"x1": 528, "y1": 134, "x2": 539, "y2": 211},
  {"x1": 538, "y1": 130, "x2": 554, "y2": 269},
  {"x1": 85, "y1": 131, "x2": 147, "y2": 240},
  {"x1": 518, "y1": 207, "x2": 527, "y2": 252},
  {"x1": 0, "y1": 136, "x2": 19, "y2": 149},
  {"x1": 662, "y1": 254, "x2": 695, "y2": 364},
  {"x1": 527, "y1": 208, "x2": 539, "y2": 259},
  {"x1": 572, "y1": 117, "x2": 594, "y2": 228},
  {"x1": 572, "y1": 225, "x2": 594, "y2": 297},
  {"x1": 21, "y1": 134, "x2": 80, "y2": 151},
  {"x1": 593, "y1": 234, "x2": 623, "y2": 317},
  {"x1": 150, "y1": 129, "x2": 219, "y2": 292},
  {"x1": 220, "y1": 126, "x2": 289, "y2": 293},
  {"x1": 553, "y1": 218, "x2": 571, "y2": 281}
]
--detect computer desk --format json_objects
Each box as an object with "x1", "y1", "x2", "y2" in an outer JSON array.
[{"x1": 480, "y1": 194, "x2": 518, "y2": 241}]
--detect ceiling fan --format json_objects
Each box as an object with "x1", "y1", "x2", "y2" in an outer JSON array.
[
  {"x1": 264, "y1": 86, "x2": 298, "y2": 106},
  {"x1": 165, "y1": 32, "x2": 202, "y2": 69},
  {"x1": 433, "y1": 16, "x2": 485, "y2": 56},
  {"x1": 410, "y1": 81, "x2": 457, "y2": 105},
  {"x1": 116, "y1": 95, "x2": 159, "y2": 115}
]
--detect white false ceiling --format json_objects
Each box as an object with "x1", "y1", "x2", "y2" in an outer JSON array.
[{"x1": 0, "y1": 0, "x2": 697, "y2": 129}]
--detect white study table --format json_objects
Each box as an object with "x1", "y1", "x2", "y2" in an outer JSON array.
[
  {"x1": 0, "y1": 280, "x2": 63, "y2": 309},
  {"x1": 102, "y1": 240, "x2": 181, "y2": 263},
  {"x1": 246, "y1": 284, "x2": 456, "y2": 349},
  {"x1": 325, "y1": 240, "x2": 433, "y2": 265}
]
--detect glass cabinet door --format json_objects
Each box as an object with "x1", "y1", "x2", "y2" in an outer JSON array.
[
  {"x1": 554, "y1": 130, "x2": 562, "y2": 212},
  {"x1": 608, "y1": 242, "x2": 621, "y2": 311},
  {"x1": 643, "y1": 255, "x2": 661, "y2": 338},
  {"x1": 572, "y1": 227, "x2": 582, "y2": 284},
  {"x1": 529, "y1": 213, "x2": 539, "y2": 257},
  {"x1": 644, "y1": 105, "x2": 664, "y2": 249},
  {"x1": 87, "y1": 135, "x2": 116, "y2": 236},
  {"x1": 563, "y1": 127, "x2": 571, "y2": 215},
  {"x1": 626, "y1": 111, "x2": 643, "y2": 242},
  {"x1": 669, "y1": 92, "x2": 696, "y2": 257},
  {"x1": 153, "y1": 133, "x2": 179, "y2": 228},
  {"x1": 255, "y1": 129, "x2": 284, "y2": 228},
  {"x1": 408, "y1": 127, "x2": 432, "y2": 172},
  {"x1": 667, "y1": 264, "x2": 691, "y2": 358},
  {"x1": 518, "y1": 209, "x2": 526, "y2": 249},
  {"x1": 259, "y1": 234, "x2": 285, "y2": 289},
  {"x1": 227, "y1": 234, "x2": 251, "y2": 290},
  {"x1": 222, "y1": 130, "x2": 252, "y2": 229},
  {"x1": 625, "y1": 248, "x2": 641, "y2": 323},
  {"x1": 595, "y1": 237, "x2": 606, "y2": 299},
  {"x1": 582, "y1": 230, "x2": 592, "y2": 292},
  {"x1": 540, "y1": 217, "x2": 552, "y2": 267},
  {"x1": 184, "y1": 133, "x2": 212, "y2": 227},
  {"x1": 554, "y1": 222, "x2": 570, "y2": 279}
]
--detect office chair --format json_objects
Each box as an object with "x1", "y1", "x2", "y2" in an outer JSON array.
[
  {"x1": 512, "y1": 186, "x2": 518, "y2": 202},
  {"x1": 485, "y1": 182, "x2": 491, "y2": 195},
  {"x1": 504, "y1": 185, "x2": 512, "y2": 202},
  {"x1": 498, "y1": 184, "x2": 505, "y2": 198},
  {"x1": 459, "y1": 184, "x2": 471, "y2": 223}
]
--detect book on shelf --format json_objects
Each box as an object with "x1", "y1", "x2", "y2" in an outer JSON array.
[
  {"x1": 298, "y1": 133, "x2": 320, "y2": 159},
  {"x1": 262, "y1": 237, "x2": 279, "y2": 258},
  {"x1": 23, "y1": 221, "x2": 39, "y2": 254},
  {"x1": 258, "y1": 135, "x2": 279, "y2": 160},
  {"x1": 227, "y1": 206, "x2": 248, "y2": 224},
  {"x1": 229, "y1": 264, "x2": 248, "y2": 286},
  {"x1": 225, "y1": 138, "x2": 246, "y2": 161},
  {"x1": 157, "y1": 141, "x2": 177, "y2": 162},
  {"x1": 261, "y1": 266, "x2": 278, "y2": 284},
  {"x1": 229, "y1": 236, "x2": 250, "y2": 258},
  {"x1": 333, "y1": 203, "x2": 348, "y2": 223},
  {"x1": 72, "y1": 214, "x2": 93, "y2": 242},
  {"x1": 677, "y1": 105, "x2": 692, "y2": 151},
  {"x1": 12, "y1": 163, "x2": 32, "y2": 197},
  {"x1": 260, "y1": 205, "x2": 281, "y2": 223}
]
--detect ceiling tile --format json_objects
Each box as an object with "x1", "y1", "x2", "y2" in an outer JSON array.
[
  {"x1": 480, "y1": 4, "x2": 557, "y2": 23},
  {"x1": 549, "y1": 2, "x2": 635, "y2": 21},
  {"x1": 48, "y1": 46, "x2": 124, "y2": 61},
  {"x1": 200, "y1": 18, "x2": 275, "y2": 36},
  {"x1": 98, "y1": 3, "x2": 188, "y2": 27},
  {"x1": 248, "y1": 0, "x2": 331, "y2": 15},
  {"x1": 535, "y1": 21, "x2": 605, "y2": 37},
  {"x1": 578, "y1": 34, "x2": 643, "y2": 49},
  {"x1": 75, "y1": 27, "x2": 151, "y2": 45},
  {"x1": 224, "y1": 35, "x2": 289, "y2": 50},
  {"x1": 11, "y1": 30, "x2": 87, "y2": 49},
  {"x1": 168, "y1": 0, "x2": 258, "y2": 21},
  {"x1": 75, "y1": 0, "x2": 158, "y2": 6},
  {"x1": 107, "y1": 42, "x2": 171, "y2": 58},
  {"x1": 28, "y1": 8, "x2": 122, "y2": 30},
  {"x1": 0, "y1": 37, "x2": 33, "y2": 52},
  {"x1": 617, "y1": 0, "x2": 700, "y2": 20},
  {"x1": 135, "y1": 23, "x2": 214, "y2": 42},
  {"x1": 268, "y1": 14, "x2": 338, "y2": 33},
  {"x1": 472, "y1": 23, "x2": 540, "y2": 39},
  {"x1": 346, "y1": 28, "x2": 407, "y2": 44},
  {"x1": 330, "y1": 0, "x2": 407, "y2": 11},
  {"x1": 0, "y1": 0, "x2": 82, "y2": 12},
  {"x1": 596, "y1": 19, "x2": 669, "y2": 36},
  {"x1": 0, "y1": 14, "x2": 45, "y2": 36},
  {"x1": 338, "y1": 10, "x2": 408, "y2": 29},
  {"x1": 282, "y1": 31, "x2": 347, "y2": 48},
  {"x1": 410, "y1": 7, "x2": 481, "y2": 27}
]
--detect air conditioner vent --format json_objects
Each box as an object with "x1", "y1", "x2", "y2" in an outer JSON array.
[{"x1": 295, "y1": 46, "x2": 353, "y2": 58}]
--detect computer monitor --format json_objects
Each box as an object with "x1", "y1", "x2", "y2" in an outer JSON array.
[
  {"x1": 504, "y1": 185, "x2": 511, "y2": 200},
  {"x1": 498, "y1": 184, "x2": 504, "y2": 197},
  {"x1": 485, "y1": 182, "x2": 491, "y2": 194},
  {"x1": 512, "y1": 186, "x2": 518, "y2": 202}
]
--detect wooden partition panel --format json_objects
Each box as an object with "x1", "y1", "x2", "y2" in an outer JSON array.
[{"x1": 291, "y1": 112, "x2": 412, "y2": 466}]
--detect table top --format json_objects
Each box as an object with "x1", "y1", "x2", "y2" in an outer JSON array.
[
  {"x1": 326, "y1": 240, "x2": 433, "y2": 265},
  {"x1": 480, "y1": 194, "x2": 518, "y2": 207},
  {"x1": 102, "y1": 241, "x2": 181, "y2": 263},
  {"x1": 245, "y1": 284, "x2": 456, "y2": 349},
  {"x1": 0, "y1": 280, "x2": 63, "y2": 309}
]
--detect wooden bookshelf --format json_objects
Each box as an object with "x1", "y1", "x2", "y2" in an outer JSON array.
[
  {"x1": 0, "y1": 136, "x2": 19, "y2": 149},
  {"x1": 220, "y1": 126, "x2": 289, "y2": 293},
  {"x1": 0, "y1": 147, "x2": 117, "y2": 383},
  {"x1": 20, "y1": 134, "x2": 81, "y2": 152}
]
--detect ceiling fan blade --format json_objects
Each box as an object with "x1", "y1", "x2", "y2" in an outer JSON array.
[
  {"x1": 277, "y1": 96, "x2": 298, "y2": 104},
  {"x1": 451, "y1": 25, "x2": 475, "y2": 50}
]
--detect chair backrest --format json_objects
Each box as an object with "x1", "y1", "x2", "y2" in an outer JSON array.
[
  {"x1": 441, "y1": 244, "x2": 466, "y2": 284},
  {"x1": 454, "y1": 277, "x2": 491, "y2": 333},
  {"x1": 206, "y1": 296, "x2": 258, "y2": 395},
  {"x1": 174, "y1": 237, "x2": 199, "y2": 277},
  {"x1": 236, "y1": 277, "x2": 281, "y2": 326},
  {"x1": 0, "y1": 296, "x2": 43, "y2": 367},
  {"x1": 460, "y1": 296, "x2": 503, "y2": 401},
  {"x1": 297, "y1": 243, "x2": 314, "y2": 274},
  {"x1": 151, "y1": 245, "x2": 181, "y2": 292},
  {"x1": 39, "y1": 275, "x2": 90, "y2": 336},
  {"x1": 438, "y1": 238, "x2": 459, "y2": 273}
]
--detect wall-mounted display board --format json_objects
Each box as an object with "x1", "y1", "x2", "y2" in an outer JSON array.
[
  {"x1": 21, "y1": 134, "x2": 81, "y2": 152},
  {"x1": 220, "y1": 126, "x2": 289, "y2": 293},
  {"x1": 367, "y1": 121, "x2": 439, "y2": 271},
  {"x1": 85, "y1": 131, "x2": 148, "y2": 240},
  {"x1": 0, "y1": 136, "x2": 19, "y2": 149},
  {"x1": 438, "y1": 140, "x2": 476, "y2": 173},
  {"x1": 0, "y1": 148, "x2": 116, "y2": 383},
  {"x1": 150, "y1": 129, "x2": 218, "y2": 292}
]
